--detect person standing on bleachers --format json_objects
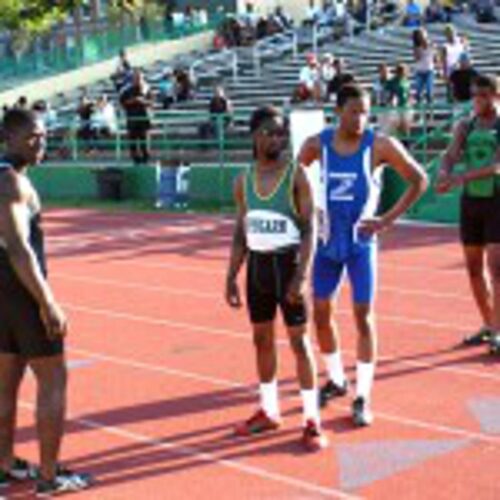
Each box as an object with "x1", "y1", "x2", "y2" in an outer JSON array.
[
  {"x1": 120, "y1": 69, "x2": 153, "y2": 165},
  {"x1": 412, "y1": 28, "x2": 436, "y2": 106},
  {"x1": 449, "y1": 53, "x2": 478, "y2": 104},
  {"x1": 441, "y1": 25, "x2": 467, "y2": 101}
]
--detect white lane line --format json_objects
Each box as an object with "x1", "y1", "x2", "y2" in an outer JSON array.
[
  {"x1": 63, "y1": 303, "x2": 500, "y2": 383},
  {"x1": 61, "y1": 346, "x2": 500, "y2": 446},
  {"x1": 52, "y1": 272, "x2": 472, "y2": 302},
  {"x1": 17, "y1": 400, "x2": 356, "y2": 500}
]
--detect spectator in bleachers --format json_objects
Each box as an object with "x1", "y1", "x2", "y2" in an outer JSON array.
[
  {"x1": 412, "y1": 28, "x2": 436, "y2": 105},
  {"x1": 174, "y1": 67, "x2": 194, "y2": 102},
  {"x1": 272, "y1": 6, "x2": 293, "y2": 31},
  {"x1": 320, "y1": 53, "x2": 336, "y2": 101},
  {"x1": 158, "y1": 69, "x2": 176, "y2": 109},
  {"x1": 449, "y1": 53, "x2": 478, "y2": 103},
  {"x1": 91, "y1": 95, "x2": 118, "y2": 148},
  {"x1": 15, "y1": 96, "x2": 28, "y2": 110},
  {"x1": 32, "y1": 100, "x2": 58, "y2": 131},
  {"x1": 111, "y1": 49, "x2": 133, "y2": 92},
  {"x1": 199, "y1": 85, "x2": 233, "y2": 142},
  {"x1": 120, "y1": 69, "x2": 153, "y2": 165},
  {"x1": 425, "y1": 0, "x2": 448, "y2": 23},
  {"x1": 387, "y1": 62, "x2": 413, "y2": 136},
  {"x1": 403, "y1": 0, "x2": 422, "y2": 26},
  {"x1": 441, "y1": 26, "x2": 467, "y2": 80},
  {"x1": 473, "y1": 0, "x2": 497, "y2": 22},
  {"x1": 292, "y1": 53, "x2": 321, "y2": 103},
  {"x1": 328, "y1": 57, "x2": 356, "y2": 101},
  {"x1": 77, "y1": 95, "x2": 95, "y2": 154},
  {"x1": 441, "y1": 25, "x2": 468, "y2": 100},
  {"x1": 304, "y1": 0, "x2": 321, "y2": 26},
  {"x1": 373, "y1": 64, "x2": 393, "y2": 133}
]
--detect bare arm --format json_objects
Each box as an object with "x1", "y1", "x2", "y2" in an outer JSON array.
[
  {"x1": 0, "y1": 173, "x2": 55, "y2": 311},
  {"x1": 297, "y1": 135, "x2": 321, "y2": 168},
  {"x1": 435, "y1": 120, "x2": 468, "y2": 193},
  {"x1": 287, "y1": 166, "x2": 314, "y2": 304},
  {"x1": 225, "y1": 174, "x2": 247, "y2": 307},
  {"x1": 367, "y1": 135, "x2": 428, "y2": 232}
]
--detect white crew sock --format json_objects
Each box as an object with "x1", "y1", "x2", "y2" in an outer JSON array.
[
  {"x1": 356, "y1": 361, "x2": 375, "y2": 401},
  {"x1": 301, "y1": 389, "x2": 320, "y2": 425},
  {"x1": 259, "y1": 380, "x2": 280, "y2": 419},
  {"x1": 323, "y1": 352, "x2": 346, "y2": 386}
]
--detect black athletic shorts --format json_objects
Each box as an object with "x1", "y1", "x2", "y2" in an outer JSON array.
[
  {"x1": 246, "y1": 246, "x2": 307, "y2": 327},
  {"x1": 460, "y1": 194, "x2": 500, "y2": 245},
  {"x1": 0, "y1": 250, "x2": 63, "y2": 358}
]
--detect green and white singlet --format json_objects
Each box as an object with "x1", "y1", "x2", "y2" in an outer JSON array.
[{"x1": 244, "y1": 164, "x2": 301, "y2": 252}]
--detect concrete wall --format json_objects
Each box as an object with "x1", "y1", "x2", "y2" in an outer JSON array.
[{"x1": 0, "y1": 31, "x2": 214, "y2": 105}]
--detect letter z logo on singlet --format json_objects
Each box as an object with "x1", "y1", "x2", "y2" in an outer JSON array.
[{"x1": 328, "y1": 172, "x2": 357, "y2": 201}]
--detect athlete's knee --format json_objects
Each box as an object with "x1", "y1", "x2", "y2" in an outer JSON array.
[
  {"x1": 354, "y1": 305, "x2": 375, "y2": 336},
  {"x1": 313, "y1": 301, "x2": 332, "y2": 331},
  {"x1": 487, "y1": 255, "x2": 500, "y2": 284},
  {"x1": 466, "y1": 258, "x2": 485, "y2": 279},
  {"x1": 252, "y1": 326, "x2": 274, "y2": 351},
  {"x1": 289, "y1": 333, "x2": 310, "y2": 359}
]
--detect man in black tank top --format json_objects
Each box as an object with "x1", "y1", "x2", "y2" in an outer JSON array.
[
  {"x1": 0, "y1": 109, "x2": 91, "y2": 495},
  {"x1": 436, "y1": 74, "x2": 500, "y2": 355}
]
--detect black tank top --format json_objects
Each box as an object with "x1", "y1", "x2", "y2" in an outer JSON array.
[{"x1": 0, "y1": 162, "x2": 47, "y2": 277}]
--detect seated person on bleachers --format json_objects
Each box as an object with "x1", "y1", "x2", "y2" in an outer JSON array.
[
  {"x1": 174, "y1": 68, "x2": 194, "y2": 102},
  {"x1": 320, "y1": 53, "x2": 336, "y2": 102},
  {"x1": 91, "y1": 95, "x2": 118, "y2": 145},
  {"x1": 449, "y1": 53, "x2": 478, "y2": 103},
  {"x1": 292, "y1": 53, "x2": 321, "y2": 103},
  {"x1": 111, "y1": 49, "x2": 133, "y2": 92},
  {"x1": 199, "y1": 86, "x2": 233, "y2": 141},
  {"x1": 372, "y1": 63, "x2": 393, "y2": 133},
  {"x1": 77, "y1": 95, "x2": 96, "y2": 153},
  {"x1": 271, "y1": 6, "x2": 293, "y2": 31},
  {"x1": 403, "y1": 0, "x2": 422, "y2": 27},
  {"x1": 473, "y1": 0, "x2": 497, "y2": 22},
  {"x1": 158, "y1": 69, "x2": 176, "y2": 109},
  {"x1": 386, "y1": 63, "x2": 413, "y2": 137},
  {"x1": 256, "y1": 16, "x2": 270, "y2": 39},
  {"x1": 425, "y1": 0, "x2": 448, "y2": 23},
  {"x1": 304, "y1": 0, "x2": 321, "y2": 26},
  {"x1": 328, "y1": 57, "x2": 356, "y2": 102}
]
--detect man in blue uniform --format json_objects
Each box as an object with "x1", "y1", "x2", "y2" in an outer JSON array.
[{"x1": 299, "y1": 85, "x2": 428, "y2": 425}]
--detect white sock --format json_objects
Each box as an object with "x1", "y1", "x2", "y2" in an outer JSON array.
[
  {"x1": 356, "y1": 361, "x2": 375, "y2": 401},
  {"x1": 301, "y1": 389, "x2": 320, "y2": 426},
  {"x1": 259, "y1": 380, "x2": 280, "y2": 419},
  {"x1": 323, "y1": 352, "x2": 346, "y2": 386}
]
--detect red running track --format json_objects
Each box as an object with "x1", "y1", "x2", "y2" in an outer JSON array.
[{"x1": 7, "y1": 209, "x2": 500, "y2": 499}]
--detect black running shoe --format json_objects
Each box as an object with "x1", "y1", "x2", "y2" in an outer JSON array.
[
  {"x1": 462, "y1": 327, "x2": 492, "y2": 346},
  {"x1": 352, "y1": 397, "x2": 374, "y2": 427},
  {"x1": 489, "y1": 334, "x2": 500, "y2": 355},
  {"x1": 0, "y1": 457, "x2": 36, "y2": 488},
  {"x1": 35, "y1": 469, "x2": 92, "y2": 497},
  {"x1": 319, "y1": 379, "x2": 348, "y2": 408}
]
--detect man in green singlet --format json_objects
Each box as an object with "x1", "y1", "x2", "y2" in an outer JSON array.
[
  {"x1": 436, "y1": 74, "x2": 500, "y2": 355},
  {"x1": 225, "y1": 106, "x2": 328, "y2": 451}
]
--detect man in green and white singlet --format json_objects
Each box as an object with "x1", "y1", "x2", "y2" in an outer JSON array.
[
  {"x1": 436, "y1": 74, "x2": 500, "y2": 355},
  {"x1": 225, "y1": 106, "x2": 328, "y2": 451}
]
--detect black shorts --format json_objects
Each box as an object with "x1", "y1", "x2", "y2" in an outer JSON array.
[
  {"x1": 0, "y1": 250, "x2": 63, "y2": 358},
  {"x1": 460, "y1": 195, "x2": 500, "y2": 246},
  {"x1": 246, "y1": 247, "x2": 307, "y2": 327}
]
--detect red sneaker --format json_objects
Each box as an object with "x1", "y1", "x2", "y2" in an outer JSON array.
[
  {"x1": 301, "y1": 420, "x2": 329, "y2": 452},
  {"x1": 234, "y1": 409, "x2": 281, "y2": 437}
]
